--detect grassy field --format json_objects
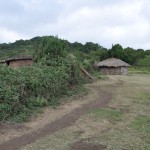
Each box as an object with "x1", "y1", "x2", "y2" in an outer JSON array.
[{"x1": 20, "y1": 74, "x2": 150, "y2": 150}]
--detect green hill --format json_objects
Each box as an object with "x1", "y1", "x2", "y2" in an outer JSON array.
[{"x1": 0, "y1": 35, "x2": 150, "y2": 66}]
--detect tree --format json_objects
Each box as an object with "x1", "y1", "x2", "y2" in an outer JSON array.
[
  {"x1": 34, "y1": 36, "x2": 68, "y2": 65},
  {"x1": 108, "y1": 44, "x2": 125, "y2": 59},
  {"x1": 83, "y1": 42, "x2": 101, "y2": 53}
]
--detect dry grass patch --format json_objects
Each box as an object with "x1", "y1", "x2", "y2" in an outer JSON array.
[
  {"x1": 21, "y1": 128, "x2": 78, "y2": 150},
  {"x1": 85, "y1": 108, "x2": 123, "y2": 122},
  {"x1": 20, "y1": 74, "x2": 150, "y2": 150}
]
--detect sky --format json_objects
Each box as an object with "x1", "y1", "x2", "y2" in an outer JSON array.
[{"x1": 0, "y1": 0, "x2": 150, "y2": 49}]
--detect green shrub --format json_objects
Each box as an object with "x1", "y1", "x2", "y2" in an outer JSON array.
[
  {"x1": 0, "y1": 37, "x2": 88, "y2": 122},
  {"x1": 137, "y1": 55, "x2": 150, "y2": 67},
  {"x1": 0, "y1": 63, "x2": 86, "y2": 121}
]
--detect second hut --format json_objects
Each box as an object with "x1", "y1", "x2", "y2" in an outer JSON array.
[{"x1": 96, "y1": 58, "x2": 130, "y2": 75}]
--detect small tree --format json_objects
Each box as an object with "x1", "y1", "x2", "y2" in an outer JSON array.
[{"x1": 34, "y1": 36, "x2": 68, "y2": 65}]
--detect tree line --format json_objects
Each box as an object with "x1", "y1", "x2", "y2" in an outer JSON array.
[{"x1": 0, "y1": 36, "x2": 150, "y2": 66}]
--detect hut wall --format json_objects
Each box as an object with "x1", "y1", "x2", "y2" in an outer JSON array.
[
  {"x1": 8, "y1": 59, "x2": 33, "y2": 68},
  {"x1": 121, "y1": 67, "x2": 128, "y2": 75},
  {"x1": 100, "y1": 67, "x2": 121, "y2": 75},
  {"x1": 100, "y1": 67, "x2": 128, "y2": 75}
]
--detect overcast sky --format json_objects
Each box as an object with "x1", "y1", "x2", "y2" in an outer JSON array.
[{"x1": 0, "y1": 0, "x2": 150, "y2": 49}]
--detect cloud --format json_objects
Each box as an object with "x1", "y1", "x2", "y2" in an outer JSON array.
[
  {"x1": 0, "y1": 27, "x2": 28, "y2": 43},
  {"x1": 0, "y1": 0, "x2": 150, "y2": 49}
]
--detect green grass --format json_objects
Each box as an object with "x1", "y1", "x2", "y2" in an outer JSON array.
[
  {"x1": 129, "y1": 115, "x2": 150, "y2": 134},
  {"x1": 91, "y1": 115, "x2": 150, "y2": 150},
  {"x1": 87, "y1": 108, "x2": 123, "y2": 122},
  {"x1": 91, "y1": 127, "x2": 150, "y2": 150}
]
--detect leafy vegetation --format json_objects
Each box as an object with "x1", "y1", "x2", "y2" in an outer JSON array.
[
  {"x1": 137, "y1": 55, "x2": 150, "y2": 67},
  {"x1": 0, "y1": 36, "x2": 150, "y2": 67},
  {"x1": 0, "y1": 36, "x2": 88, "y2": 122}
]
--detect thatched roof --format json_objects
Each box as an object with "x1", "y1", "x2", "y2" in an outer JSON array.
[
  {"x1": 5, "y1": 56, "x2": 33, "y2": 62},
  {"x1": 0, "y1": 60, "x2": 6, "y2": 63},
  {"x1": 96, "y1": 58, "x2": 130, "y2": 67}
]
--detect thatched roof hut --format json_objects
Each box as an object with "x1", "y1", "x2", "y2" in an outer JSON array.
[
  {"x1": 6, "y1": 56, "x2": 33, "y2": 62},
  {"x1": 0, "y1": 56, "x2": 33, "y2": 68},
  {"x1": 96, "y1": 58, "x2": 130, "y2": 75},
  {"x1": 0, "y1": 60, "x2": 6, "y2": 65}
]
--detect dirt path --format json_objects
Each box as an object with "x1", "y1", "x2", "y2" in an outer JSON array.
[{"x1": 0, "y1": 79, "x2": 122, "y2": 150}]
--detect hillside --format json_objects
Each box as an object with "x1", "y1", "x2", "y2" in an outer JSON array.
[
  {"x1": 0, "y1": 36, "x2": 150, "y2": 66},
  {"x1": 0, "y1": 37, "x2": 39, "y2": 60}
]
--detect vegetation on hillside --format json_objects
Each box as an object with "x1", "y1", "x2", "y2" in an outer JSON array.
[
  {"x1": 0, "y1": 36, "x2": 150, "y2": 67},
  {"x1": 0, "y1": 36, "x2": 87, "y2": 122}
]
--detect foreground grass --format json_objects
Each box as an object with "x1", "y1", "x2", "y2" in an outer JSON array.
[
  {"x1": 86, "y1": 108, "x2": 123, "y2": 122},
  {"x1": 21, "y1": 74, "x2": 150, "y2": 150}
]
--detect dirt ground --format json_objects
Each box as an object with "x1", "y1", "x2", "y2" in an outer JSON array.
[
  {"x1": 0, "y1": 74, "x2": 149, "y2": 150},
  {"x1": 0, "y1": 77, "x2": 116, "y2": 150}
]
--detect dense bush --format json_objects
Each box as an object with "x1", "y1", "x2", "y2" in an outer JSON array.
[
  {"x1": 0, "y1": 63, "x2": 86, "y2": 121},
  {"x1": 0, "y1": 36, "x2": 150, "y2": 67},
  {"x1": 137, "y1": 55, "x2": 150, "y2": 67},
  {"x1": 0, "y1": 36, "x2": 87, "y2": 122}
]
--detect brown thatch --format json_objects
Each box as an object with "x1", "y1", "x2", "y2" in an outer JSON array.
[
  {"x1": 96, "y1": 58, "x2": 130, "y2": 67},
  {"x1": 0, "y1": 60, "x2": 6, "y2": 64},
  {"x1": 5, "y1": 56, "x2": 33, "y2": 62},
  {"x1": 0, "y1": 56, "x2": 33, "y2": 68}
]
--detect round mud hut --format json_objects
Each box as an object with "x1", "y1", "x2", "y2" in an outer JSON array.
[
  {"x1": 96, "y1": 58, "x2": 130, "y2": 75},
  {"x1": 5, "y1": 56, "x2": 33, "y2": 68}
]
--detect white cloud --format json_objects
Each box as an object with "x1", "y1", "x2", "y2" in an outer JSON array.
[
  {"x1": 0, "y1": 27, "x2": 28, "y2": 43},
  {"x1": 0, "y1": 0, "x2": 150, "y2": 49}
]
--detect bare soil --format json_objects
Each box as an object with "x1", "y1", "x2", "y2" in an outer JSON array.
[
  {"x1": 71, "y1": 139, "x2": 107, "y2": 150},
  {"x1": 0, "y1": 79, "x2": 122, "y2": 150}
]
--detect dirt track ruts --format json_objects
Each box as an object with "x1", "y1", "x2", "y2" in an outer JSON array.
[{"x1": 0, "y1": 81, "x2": 122, "y2": 150}]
